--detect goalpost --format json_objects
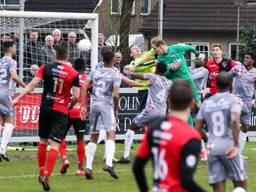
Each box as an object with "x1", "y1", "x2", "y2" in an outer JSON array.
[{"x1": 0, "y1": 11, "x2": 99, "y2": 145}]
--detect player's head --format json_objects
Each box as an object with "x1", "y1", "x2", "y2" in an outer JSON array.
[
  {"x1": 216, "y1": 71, "x2": 233, "y2": 92},
  {"x1": 195, "y1": 58, "x2": 204, "y2": 68},
  {"x1": 52, "y1": 29, "x2": 61, "y2": 43},
  {"x1": 244, "y1": 52, "x2": 256, "y2": 68},
  {"x1": 212, "y1": 43, "x2": 223, "y2": 59},
  {"x1": 101, "y1": 45, "x2": 114, "y2": 55},
  {"x1": 115, "y1": 52, "x2": 123, "y2": 64},
  {"x1": 130, "y1": 45, "x2": 142, "y2": 58},
  {"x1": 74, "y1": 58, "x2": 86, "y2": 73},
  {"x1": 155, "y1": 62, "x2": 167, "y2": 75},
  {"x1": 3, "y1": 41, "x2": 16, "y2": 56},
  {"x1": 55, "y1": 43, "x2": 69, "y2": 61},
  {"x1": 168, "y1": 80, "x2": 193, "y2": 111},
  {"x1": 102, "y1": 50, "x2": 115, "y2": 66},
  {"x1": 151, "y1": 36, "x2": 167, "y2": 55}
]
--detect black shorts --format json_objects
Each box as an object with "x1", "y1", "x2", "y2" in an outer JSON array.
[
  {"x1": 138, "y1": 90, "x2": 148, "y2": 111},
  {"x1": 39, "y1": 107, "x2": 68, "y2": 143},
  {"x1": 63, "y1": 118, "x2": 87, "y2": 140}
]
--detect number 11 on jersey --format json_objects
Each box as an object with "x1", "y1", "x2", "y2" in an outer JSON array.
[{"x1": 53, "y1": 77, "x2": 64, "y2": 94}]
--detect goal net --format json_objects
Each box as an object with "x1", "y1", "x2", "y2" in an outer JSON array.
[{"x1": 0, "y1": 11, "x2": 98, "y2": 146}]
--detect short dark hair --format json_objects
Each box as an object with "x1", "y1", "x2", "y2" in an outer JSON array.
[
  {"x1": 168, "y1": 80, "x2": 193, "y2": 111},
  {"x1": 3, "y1": 41, "x2": 15, "y2": 53},
  {"x1": 102, "y1": 50, "x2": 115, "y2": 64},
  {"x1": 245, "y1": 52, "x2": 256, "y2": 61},
  {"x1": 216, "y1": 72, "x2": 233, "y2": 91},
  {"x1": 55, "y1": 43, "x2": 68, "y2": 60},
  {"x1": 74, "y1": 58, "x2": 85, "y2": 71},
  {"x1": 101, "y1": 45, "x2": 114, "y2": 55},
  {"x1": 156, "y1": 62, "x2": 167, "y2": 74},
  {"x1": 212, "y1": 43, "x2": 223, "y2": 50}
]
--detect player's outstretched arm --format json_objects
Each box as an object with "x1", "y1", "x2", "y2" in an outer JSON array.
[
  {"x1": 172, "y1": 43, "x2": 199, "y2": 56},
  {"x1": 11, "y1": 77, "x2": 41, "y2": 106},
  {"x1": 80, "y1": 79, "x2": 90, "y2": 120},
  {"x1": 180, "y1": 139, "x2": 206, "y2": 192},
  {"x1": 10, "y1": 70, "x2": 26, "y2": 88},
  {"x1": 122, "y1": 76, "x2": 150, "y2": 87}
]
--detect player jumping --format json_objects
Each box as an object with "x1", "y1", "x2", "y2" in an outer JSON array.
[
  {"x1": 118, "y1": 62, "x2": 172, "y2": 163},
  {"x1": 80, "y1": 50, "x2": 121, "y2": 180},
  {"x1": 133, "y1": 80, "x2": 205, "y2": 192},
  {"x1": 195, "y1": 72, "x2": 247, "y2": 192},
  {"x1": 0, "y1": 41, "x2": 26, "y2": 162},
  {"x1": 12, "y1": 44, "x2": 80, "y2": 191}
]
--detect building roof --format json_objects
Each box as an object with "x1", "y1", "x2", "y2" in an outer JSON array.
[
  {"x1": 141, "y1": 0, "x2": 256, "y2": 33},
  {"x1": 25, "y1": 0, "x2": 99, "y2": 13}
]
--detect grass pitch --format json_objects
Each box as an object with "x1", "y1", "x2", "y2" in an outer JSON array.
[{"x1": 0, "y1": 142, "x2": 255, "y2": 192}]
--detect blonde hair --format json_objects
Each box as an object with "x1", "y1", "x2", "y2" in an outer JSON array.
[{"x1": 151, "y1": 36, "x2": 166, "y2": 47}]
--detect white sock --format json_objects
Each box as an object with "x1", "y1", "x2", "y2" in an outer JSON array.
[
  {"x1": 123, "y1": 129, "x2": 135, "y2": 158},
  {"x1": 105, "y1": 140, "x2": 115, "y2": 167},
  {"x1": 239, "y1": 131, "x2": 247, "y2": 153},
  {"x1": 201, "y1": 140, "x2": 206, "y2": 152},
  {"x1": 86, "y1": 142, "x2": 97, "y2": 170},
  {"x1": 0, "y1": 123, "x2": 14, "y2": 154},
  {"x1": 97, "y1": 130, "x2": 107, "y2": 144}
]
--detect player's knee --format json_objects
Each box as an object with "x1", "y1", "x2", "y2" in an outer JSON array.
[
  {"x1": 4, "y1": 123, "x2": 14, "y2": 131},
  {"x1": 107, "y1": 131, "x2": 116, "y2": 140},
  {"x1": 49, "y1": 139, "x2": 60, "y2": 151}
]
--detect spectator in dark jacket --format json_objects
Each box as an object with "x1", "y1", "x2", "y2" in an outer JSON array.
[
  {"x1": 67, "y1": 32, "x2": 80, "y2": 66},
  {"x1": 41, "y1": 35, "x2": 57, "y2": 65}
]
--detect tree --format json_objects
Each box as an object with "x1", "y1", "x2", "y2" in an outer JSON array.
[
  {"x1": 119, "y1": 0, "x2": 135, "y2": 67},
  {"x1": 240, "y1": 26, "x2": 256, "y2": 63}
]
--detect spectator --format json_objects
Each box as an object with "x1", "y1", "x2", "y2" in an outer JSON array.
[
  {"x1": 114, "y1": 52, "x2": 122, "y2": 72},
  {"x1": 67, "y1": 32, "x2": 80, "y2": 65},
  {"x1": 52, "y1": 29, "x2": 62, "y2": 49},
  {"x1": 41, "y1": 35, "x2": 57, "y2": 65},
  {"x1": 23, "y1": 31, "x2": 42, "y2": 83},
  {"x1": 1, "y1": 33, "x2": 12, "y2": 57}
]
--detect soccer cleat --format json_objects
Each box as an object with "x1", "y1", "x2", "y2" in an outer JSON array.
[
  {"x1": 117, "y1": 157, "x2": 130, "y2": 164},
  {"x1": 243, "y1": 155, "x2": 249, "y2": 160},
  {"x1": 103, "y1": 165, "x2": 119, "y2": 179},
  {"x1": 200, "y1": 151, "x2": 208, "y2": 161},
  {"x1": 60, "y1": 159, "x2": 70, "y2": 174},
  {"x1": 85, "y1": 168, "x2": 93, "y2": 180},
  {"x1": 0, "y1": 153, "x2": 10, "y2": 162},
  {"x1": 41, "y1": 176, "x2": 50, "y2": 191},
  {"x1": 76, "y1": 169, "x2": 85, "y2": 176},
  {"x1": 112, "y1": 157, "x2": 119, "y2": 163},
  {"x1": 38, "y1": 175, "x2": 43, "y2": 183}
]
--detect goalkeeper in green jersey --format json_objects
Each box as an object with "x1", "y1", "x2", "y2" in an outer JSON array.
[
  {"x1": 151, "y1": 37, "x2": 200, "y2": 125},
  {"x1": 124, "y1": 45, "x2": 157, "y2": 111}
]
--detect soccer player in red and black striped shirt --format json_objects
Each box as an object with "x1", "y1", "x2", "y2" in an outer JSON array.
[
  {"x1": 12, "y1": 44, "x2": 80, "y2": 191},
  {"x1": 133, "y1": 80, "x2": 205, "y2": 192}
]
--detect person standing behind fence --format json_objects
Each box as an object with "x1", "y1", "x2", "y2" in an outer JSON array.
[
  {"x1": 52, "y1": 29, "x2": 62, "y2": 49},
  {"x1": 67, "y1": 32, "x2": 80, "y2": 66},
  {"x1": 41, "y1": 35, "x2": 57, "y2": 65},
  {"x1": 24, "y1": 31, "x2": 42, "y2": 83}
]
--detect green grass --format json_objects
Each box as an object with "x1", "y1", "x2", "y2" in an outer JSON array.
[{"x1": 0, "y1": 143, "x2": 255, "y2": 192}]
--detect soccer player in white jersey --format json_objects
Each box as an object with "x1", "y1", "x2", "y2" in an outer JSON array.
[
  {"x1": 0, "y1": 41, "x2": 26, "y2": 161},
  {"x1": 195, "y1": 72, "x2": 247, "y2": 192},
  {"x1": 81, "y1": 50, "x2": 121, "y2": 179},
  {"x1": 230, "y1": 52, "x2": 256, "y2": 154},
  {"x1": 119, "y1": 62, "x2": 172, "y2": 163}
]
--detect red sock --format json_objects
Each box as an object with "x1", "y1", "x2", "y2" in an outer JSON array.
[
  {"x1": 59, "y1": 139, "x2": 67, "y2": 160},
  {"x1": 77, "y1": 140, "x2": 85, "y2": 166},
  {"x1": 44, "y1": 148, "x2": 58, "y2": 177},
  {"x1": 37, "y1": 143, "x2": 47, "y2": 176}
]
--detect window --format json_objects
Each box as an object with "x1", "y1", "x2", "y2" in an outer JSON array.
[
  {"x1": 5, "y1": 0, "x2": 19, "y2": 5},
  {"x1": 185, "y1": 42, "x2": 209, "y2": 67},
  {"x1": 140, "y1": 0, "x2": 151, "y2": 15},
  {"x1": 111, "y1": 0, "x2": 121, "y2": 15},
  {"x1": 228, "y1": 43, "x2": 245, "y2": 60},
  {"x1": 131, "y1": 1, "x2": 135, "y2": 16}
]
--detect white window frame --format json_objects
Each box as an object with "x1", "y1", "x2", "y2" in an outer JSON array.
[
  {"x1": 140, "y1": 0, "x2": 151, "y2": 15},
  {"x1": 131, "y1": 1, "x2": 135, "y2": 16},
  {"x1": 228, "y1": 42, "x2": 237, "y2": 59},
  {"x1": 111, "y1": 0, "x2": 121, "y2": 15},
  {"x1": 187, "y1": 42, "x2": 210, "y2": 60}
]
